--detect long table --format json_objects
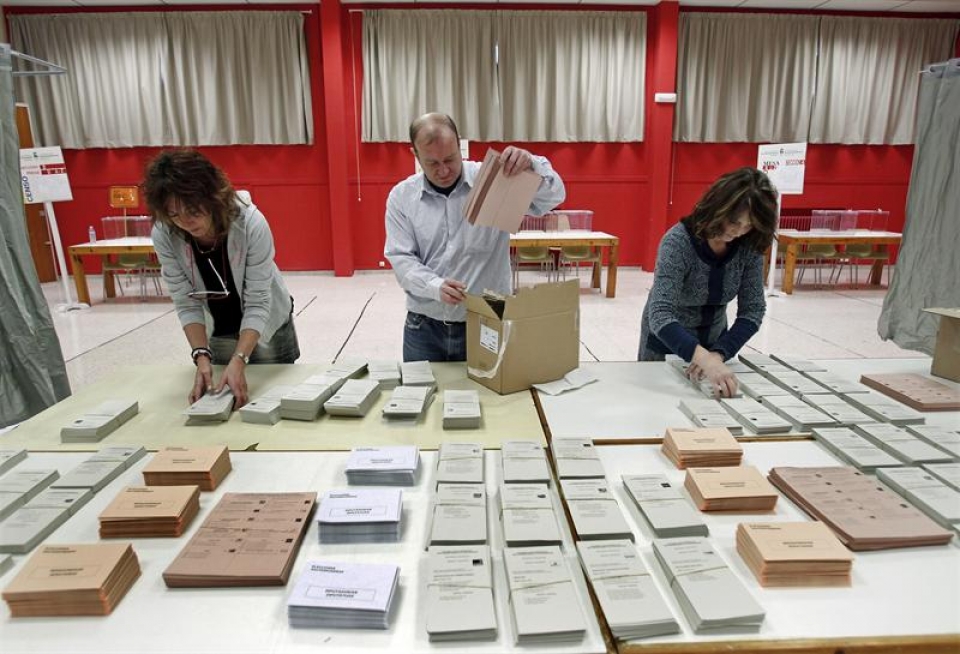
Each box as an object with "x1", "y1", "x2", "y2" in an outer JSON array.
[
  {"x1": 777, "y1": 229, "x2": 902, "y2": 294},
  {"x1": 68, "y1": 237, "x2": 156, "y2": 305},
  {"x1": 510, "y1": 231, "x2": 620, "y2": 298}
]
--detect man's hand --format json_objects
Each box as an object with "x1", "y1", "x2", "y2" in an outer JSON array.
[
  {"x1": 500, "y1": 146, "x2": 534, "y2": 176},
  {"x1": 440, "y1": 279, "x2": 467, "y2": 305}
]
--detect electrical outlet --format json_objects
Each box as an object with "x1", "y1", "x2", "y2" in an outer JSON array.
[{"x1": 378, "y1": 260, "x2": 386, "y2": 268}]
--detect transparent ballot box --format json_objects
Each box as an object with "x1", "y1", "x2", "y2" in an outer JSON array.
[{"x1": 102, "y1": 215, "x2": 152, "y2": 239}]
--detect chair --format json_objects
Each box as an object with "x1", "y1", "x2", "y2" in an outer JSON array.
[
  {"x1": 512, "y1": 246, "x2": 555, "y2": 288},
  {"x1": 102, "y1": 253, "x2": 162, "y2": 298},
  {"x1": 558, "y1": 245, "x2": 601, "y2": 282},
  {"x1": 835, "y1": 243, "x2": 891, "y2": 287},
  {"x1": 795, "y1": 243, "x2": 842, "y2": 288}
]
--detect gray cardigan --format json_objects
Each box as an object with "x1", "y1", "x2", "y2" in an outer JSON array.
[
  {"x1": 639, "y1": 222, "x2": 765, "y2": 362},
  {"x1": 152, "y1": 199, "x2": 292, "y2": 344}
]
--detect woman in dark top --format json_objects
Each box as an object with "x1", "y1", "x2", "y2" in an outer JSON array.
[{"x1": 639, "y1": 167, "x2": 778, "y2": 398}]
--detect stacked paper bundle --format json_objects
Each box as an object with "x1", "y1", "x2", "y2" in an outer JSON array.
[
  {"x1": 327, "y1": 359, "x2": 368, "y2": 380},
  {"x1": 577, "y1": 539, "x2": 680, "y2": 640},
  {"x1": 923, "y1": 462, "x2": 960, "y2": 491},
  {"x1": 60, "y1": 398, "x2": 139, "y2": 443},
  {"x1": 287, "y1": 560, "x2": 399, "y2": 630},
  {"x1": 51, "y1": 452, "x2": 132, "y2": 493},
  {"x1": 183, "y1": 389, "x2": 234, "y2": 425},
  {"x1": 429, "y1": 483, "x2": 488, "y2": 546},
  {"x1": 803, "y1": 370, "x2": 869, "y2": 395},
  {"x1": 316, "y1": 489, "x2": 402, "y2": 543},
  {"x1": 280, "y1": 373, "x2": 346, "y2": 421},
  {"x1": 738, "y1": 352, "x2": 792, "y2": 377},
  {"x1": 560, "y1": 478, "x2": 633, "y2": 542},
  {"x1": 908, "y1": 426, "x2": 960, "y2": 458},
  {"x1": 0, "y1": 554, "x2": 11, "y2": 577},
  {"x1": 503, "y1": 546, "x2": 587, "y2": 644},
  {"x1": 436, "y1": 442, "x2": 484, "y2": 484},
  {"x1": 239, "y1": 385, "x2": 294, "y2": 425},
  {"x1": 163, "y1": 492, "x2": 316, "y2": 587},
  {"x1": 344, "y1": 445, "x2": 420, "y2": 486},
  {"x1": 368, "y1": 361, "x2": 401, "y2": 390},
  {"x1": 736, "y1": 372, "x2": 791, "y2": 400},
  {"x1": 442, "y1": 390, "x2": 482, "y2": 430},
  {"x1": 501, "y1": 440, "x2": 551, "y2": 485},
  {"x1": 0, "y1": 449, "x2": 27, "y2": 475},
  {"x1": 811, "y1": 427, "x2": 901, "y2": 472},
  {"x1": 0, "y1": 469, "x2": 59, "y2": 521},
  {"x1": 141, "y1": 446, "x2": 232, "y2": 491},
  {"x1": 622, "y1": 474, "x2": 709, "y2": 539},
  {"x1": 552, "y1": 438, "x2": 605, "y2": 479},
  {"x1": 770, "y1": 354, "x2": 826, "y2": 373},
  {"x1": 853, "y1": 423, "x2": 954, "y2": 465},
  {"x1": 2, "y1": 543, "x2": 140, "y2": 617},
  {"x1": 23, "y1": 487, "x2": 93, "y2": 516},
  {"x1": 678, "y1": 398, "x2": 744, "y2": 435},
  {"x1": 89, "y1": 445, "x2": 148, "y2": 470},
  {"x1": 800, "y1": 393, "x2": 876, "y2": 426},
  {"x1": 0, "y1": 504, "x2": 72, "y2": 554},
  {"x1": 842, "y1": 390, "x2": 925, "y2": 426},
  {"x1": 425, "y1": 545, "x2": 497, "y2": 641},
  {"x1": 400, "y1": 360, "x2": 436, "y2": 388},
  {"x1": 661, "y1": 427, "x2": 742, "y2": 469},
  {"x1": 653, "y1": 537, "x2": 765, "y2": 634},
  {"x1": 760, "y1": 394, "x2": 838, "y2": 430},
  {"x1": 382, "y1": 385, "x2": 434, "y2": 421},
  {"x1": 323, "y1": 379, "x2": 381, "y2": 417},
  {"x1": 736, "y1": 522, "x2": 853, "y2": 587},
  {"x1": 499, "y1": 483, "x2": 562, "y2": 547},
  {"x1": 98, "y1": 485, "x2": 201, "y2": 538},
  {"x1": 720, "y1": 398, "x2": 793, "y2": 435},
  {"x1": 684, "y1": 466, "x2": 779, "y2": 512},
  {"x1": 768, "y1": 466, "x2": 953, "y2": 550},
  {"x1": 765, "y1": 370, "x2": 832, "y2": 396},
  {"x1": 875, "y1": 467, "x2": 960, "y2": 528}
]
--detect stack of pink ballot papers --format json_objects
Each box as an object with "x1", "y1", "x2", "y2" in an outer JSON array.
[
  {"x1": 142, "y1": 446, "x2": 232, "y2": 491},
  {"x1": 662, "y1": 427, "x2": 743, "y2": 469},
  {"x1": 768, "y1": 466, "x2": 953, "y2": 550},
  {"x1": 464, "y1": 149, "x2": 542, "y2": 233},
  {"x1": 736, "y1": 521, "x2": 853, "y2": 587},
  {"x1": 684, "y1": 466, "x2": 778, "y2": 511},
  {"x1": 99, "y1": 485, "x2": 201, "y2": 538}
]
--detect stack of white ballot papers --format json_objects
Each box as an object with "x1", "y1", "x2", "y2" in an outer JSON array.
[
  {"x1": 287, "y1": 560, "x2": 399, "y2": 630},
  {"x1": 324, "y1": 379, "x2": 381, "y2": 417},
  {"x1": 436, "y1": 442, "x2": 485, "y2": 484},
  {"x1": 853, "y1": 423, "x2": 954, "y2": 465},
  {"x1": 442, "y1": 390, "x2": 482, "y2": 429},
  {"x1": 61, "y1": 399, "x2": 139, "y2": 443},
  {"x1": 0, "y1": 449, "x2": 27, "y2": 475},
  {"x1": 720, "y1": 398, "x2": 793, "y2": 435},
  {"x1": 501, "y1": 440, "x2": 551, "y2": 484},
  {"x1": 678, "y1": 398, "x2": 744, "y2": 435},
  {"x1": 0, "y1": 469, "x2": 59, "y2": 521},
  {"x1": 622, "y1": 474, "x2": 709, "y2": 539},
  {"x1": 280, "y1": 374, "x2": 346, "y2": 421},
  {"x1": 344, "y1": 446, "x2": 420, "y2": 486},
  {"x1": 576, "y1": 539, "x2": 680, "y2": 640},
  {"x1": 811, "y1": 427, "x2": 901, "y2": 472},
  {"x1": 382, "y1": 385, "x2": 434, "y2": 421},
  {"x1": 503, "y1": 546, "x2": 587, "y2": 644},
  {"x1": 499, "y1": 483, "x2": 562, "y2": 547},
  {"x1": 429, "y1": 483, "x2": 488, "y2": 546},
  {"x1": 328, "y1": 359, "x2": 369, "y2": 379},
  {"x1": 425, "y1": 545, "x2": 497, "y2": 641},
  {"x1": 368, "y1": 361, "x2": 401, "y2": 390},
  {"x1": 316, "y1": 489, "x2": 402, "y2": 543},
  {"x1": 400, "y1": 360, "x2": 436, "y2": 388},
  {"x1": 239, "y1": 385, "x2": 294, "y2": 425},
  {"x1": 653, "y1": 537, "x2": 765, "y2": 634},
  {"x1": 51, "y1": 459, "x2": 124, "y2": 493},
  {"x1": 183, "y1": 389, "x2": 234, "y2": 425},
  {"x1": 552, "y1": 438, "x2": 605, "y2": 479},
  {"x1": 560, "y1": 479, "x2": 634, "y2": 541},
  {"x1": 760, "y1": 394, "x2": 838, "y2": 431}
]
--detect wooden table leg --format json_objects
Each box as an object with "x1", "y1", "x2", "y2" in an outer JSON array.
[
  {"x1": 868, "y1": 246, "x2": 887, "y2": 285},
  {"x1": 69, "y1": 251, "x2": 90, "y2": 305},
  {"x1": 605, "y1": 242, "x2": 619, "y2": 298},
  {"x1": 783, "y1": 244, "x2": 797, "y2": 294},
  {"x1": 103, "y1": 255, "x2": 117, "y2": 299},
  {"x1": 591, "y1": 259, "x2": 601, "y2": 290}
]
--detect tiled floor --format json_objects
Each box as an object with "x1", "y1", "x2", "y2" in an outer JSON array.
[{"x1": 40, "y1": 265, "x2": 919, "y2": 394}]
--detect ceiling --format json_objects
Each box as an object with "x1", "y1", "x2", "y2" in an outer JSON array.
[{"x1": 2, "y1": 0, "x2": 959, "y2": 10}]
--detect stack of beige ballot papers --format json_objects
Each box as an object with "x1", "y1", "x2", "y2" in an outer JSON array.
[
  {"x1": 501, "y1": 440, "x2": 551, "y2": 485},
  {"x1": 183, "y1": 389, "x2": 234, "y2": 425},
  {"x1": 425, "y1": 545, "x2": 497, "y2": 642},
  {"x1": 2, "y1": 543, "x2": 140, "y2": 617},
  {"x1": 768, "y1": 466, "x2": 953, "y2": 550},
  {"x1": 98, "y1": 485, "x2": 201, "y2": 538},
  {"x1": 499, "y1": 483, "x2": 563, "y2": 547},
  {"x1": 736, "y1": 522, "x2": 853, "y2": 587},
  {"x1": 503, "y1": 546, "x2": 587, "y2": 644},
  {"x1": 684, "y1": 466, "x2": 779, "y2": 512},
  {"x1": 142, "y1": 445, "x2": 232, "y2": 491},
  {"x1": 60, "y1": 398, "x2": 138, "y2": 443},
  {"x1": 464, "y1": 148, "x2": 543, "y2": 232},
  {"x1": 661, "y1": 427, "x2": 742, "y2": 469},
  {"x1": 163, "y1": 492, "x2": 316, "y2": 587}
]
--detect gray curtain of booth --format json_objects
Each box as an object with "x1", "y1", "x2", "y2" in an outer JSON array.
[
  {"x1": 879, "y1": 59, "x2": 960, "y2": 353},
  {"x1": 0, "y1": 47, "x2": 70, "y2": 427}
]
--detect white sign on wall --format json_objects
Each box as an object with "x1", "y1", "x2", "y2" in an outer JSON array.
[
  {"x1": 757, "y1": 142, "x2": 807, "y2": 195},
  {"x1": 20, "y1": 146, "x2": 73, "y2": 204}
]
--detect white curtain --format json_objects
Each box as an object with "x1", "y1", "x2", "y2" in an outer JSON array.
[
  {"x1": 9, "y1": 12, "x2": 313, "y2": 148},
  {"x1": 809, "y1": 17, "x2": 959, "y2": 145},
  {"x1": 675, "y1": 13, "x2": 819, "y2": 143},
  {"x1": 498, "y1": 11, "x2": 645, "y2": 142},
  {"x1": 362, "y1": 10, "x2": 501, "y2": 142}
]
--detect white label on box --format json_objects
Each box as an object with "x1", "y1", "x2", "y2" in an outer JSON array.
[{"x1": 480, "y1": 324, "x2": 500, "y2": 354}]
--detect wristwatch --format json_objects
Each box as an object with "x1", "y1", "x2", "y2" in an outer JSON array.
[{"x1": 232, "y1": 351, "x2": 250, "y2": 365}]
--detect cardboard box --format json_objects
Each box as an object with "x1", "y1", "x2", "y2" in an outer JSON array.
[
  {"x1": 466, "y1": 280, "x2": 579, "y2": 395},
  {"x1": 925, "y1": 308, "x2": 960, "y2": 382}
]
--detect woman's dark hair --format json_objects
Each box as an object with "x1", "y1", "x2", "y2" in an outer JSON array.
[
  {"x1": 681, "y1": 167, "x2": 778, "y2": 253},
  {"x1": 143, "y1": 149, "x2": 238, "y2": 239}
]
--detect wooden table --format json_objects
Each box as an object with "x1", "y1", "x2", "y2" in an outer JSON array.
[
  {"x1": 510, "y1": 230, "x2": 620, "y2": 298},
  {"x1": 777, "y1": 229, "x2": 902, "y2": 294},
  {"x1": 68, "y1": 237, "x2": 155, "y2": 305}
]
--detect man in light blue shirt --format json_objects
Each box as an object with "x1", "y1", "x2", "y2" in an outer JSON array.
[{"x1": 384, "y1": 113, "x2": 566, "y2": 362}]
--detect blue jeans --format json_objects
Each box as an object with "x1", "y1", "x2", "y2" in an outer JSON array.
[
  {"x1": 209, "y1": 315, "x2": 300, "y2": 365},
  {"x1": 403, "y1": 312, "x2": 466, "y2": 362}
]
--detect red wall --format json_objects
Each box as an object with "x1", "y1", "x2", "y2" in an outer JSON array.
[{"x1": 7, "y1": 4, "x2": 956, "y2": 273}]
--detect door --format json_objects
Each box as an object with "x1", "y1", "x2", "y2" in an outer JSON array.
[{"x1": 16, "y1": 103, "x2": 57, "y2": 283}]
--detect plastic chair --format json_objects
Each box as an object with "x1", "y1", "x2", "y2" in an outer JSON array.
[
  {"x1": 795, "y1": 243, "x2": 842, "y2": 288},
  {"x1": 558, "y1": 245, "x2": 601, "y2": 282},
  {"x1": 836, "y1": 243, "x2": 891, "y2": 287},
  {"x1": 512, "y1": 246, "x2": 555, "y2": 288},
  {"x1": 102, "y1": 253, "x2": 162, "y2": 298}
]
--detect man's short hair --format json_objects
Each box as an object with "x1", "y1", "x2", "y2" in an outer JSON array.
[{"x1": 409, "y1": 113, "x2": 461, "y2": 148}]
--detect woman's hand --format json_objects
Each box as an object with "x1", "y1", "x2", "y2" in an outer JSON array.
[
  {"x1": 689, "y1": 347, "x2": 739, "y2": 398},
  {"x1": 217, "y1": 357, "x2": 249, "y2": 408},
  {"x1": 189, "y1": 359, "x2": 215, "y2": 404}
]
